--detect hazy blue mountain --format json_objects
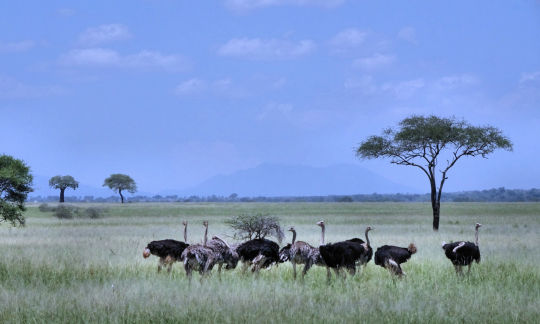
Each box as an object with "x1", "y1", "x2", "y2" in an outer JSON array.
[{"x1": 173, "y1": 163, "x2": 421, "y2": 197}]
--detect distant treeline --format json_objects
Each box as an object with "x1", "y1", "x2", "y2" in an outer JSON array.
[{"x1": 28, "y1": 187, "x2": 540, "y2": 203}]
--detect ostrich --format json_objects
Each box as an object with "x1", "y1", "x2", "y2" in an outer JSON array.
[
  {"x1": 142, "y1": 220, "x2": 189, "y2": 273},
  {"x1": 286, "y1": 222, "x2": 325, "y2": 280},
  {"x1": 180, "y1": 221, "x2": 239, "y2": 281},
  {"x1": 374, "y1": 243, "x2": 417, "y2": 277},
  {"x1": 236, "y1": 238, "x2": 280, "y2": 273},
  {"x1": 319, "y1": 226, "x2": 373, "y2": 279},
  {"x1": 442, "y1": 223, "x2": 482, "y2": 275}
]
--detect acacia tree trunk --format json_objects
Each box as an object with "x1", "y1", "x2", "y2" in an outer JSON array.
[
  {"x1": 118, "y1": 189, "x2": 124, "y2": 204},
  {"x1": 59, "y1": 188, "x2": 65, "y2": 203},
  {"x1": 432, "y1": 201, "x2": 440, "y2": 231},
  {"x1": 429, "y1": 177, "x2": 440, "y2": 231}
]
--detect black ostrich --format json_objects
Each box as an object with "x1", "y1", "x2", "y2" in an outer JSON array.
[
  {"x1": 442, "y1": 223, "x2": 482, "y2": 275},
  {"x1": 142, "y1": 221, "x2": 189, "y2": 273},
  {"x1": 374, "y1": 243, "x2": 417, "y2": 277},
  {"x1": 319, "y1": 226, "x2": 373, "y2": 279},
  {"x1": 236, "y1": 238, "x2": 280, "y2": 273}
]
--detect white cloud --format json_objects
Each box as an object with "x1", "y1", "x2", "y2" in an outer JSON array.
[
  {"x1": 0, "y1": 76, "x2": 64, "y2": 99},
  {"x1": 344, "y1": 75, "x2": 378, "y2": 94},
  {"x1": 225, "y1": 0, "x2": 345, "y2": 11},
  {"x1": 398, "y1": 27, "x2": 417, "y2": 44},
  {"x1": 345, "y1": 75, "x2": 425, "y2": 99},
  {"x1": 78, "y1": 24, "x2": 131, "y2": 46},
  {"x1": 256, "y1": 102, "x2": 293, "y2": 120},
  {"x1": 520, "y1": 71, "x2": 540, "y2": 84},
  {"x1": 434, "y1": 74, "x2": 478, "y2": 90},
  {"x1": 353, "y1": 53, "x2": 395, "y2": 70},
  {"x1": 175, "y1": 79, "x2": 206, "y2": 95},
  {"x1": 0, "y1": 40, "x2": 35, "y2": 53},
  {"x1": 60, "y1": 48, "x2": 187, "y2": 71},
  {"x1": 346, "y1": 74, "x2": 479, "y2": 100},
  {"x1": 175, "y1": 78, "x2": 247, "y2": 97},
  {"x1": 330, "y1": 28, "x2": 368, "y2": 48},
  {"x1": 382, "y1": 79, "x2": 425, "y2": 99},
  {"x1": 218, "y1": 38, "x2": 315, "y2": 60}
]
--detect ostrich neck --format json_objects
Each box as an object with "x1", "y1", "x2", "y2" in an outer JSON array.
[
  {"x1": 204, "y1": 226, "x2": 208, "y2": 246},
  {"x1": 320, "y1": 226, "x2": 325, "y2": 245},
  {"x1": 365, "y1": 229, "x2": 370, "y2": 247},
  {"x1": 475, "y1": 228, "x2": 479, "y2": 246},
  {"x1": 291, "y1": 230, "x2": 296, "y2": 245},
  {"x1": 184, "y1": 224, "x2": 188, "y2": 242}
]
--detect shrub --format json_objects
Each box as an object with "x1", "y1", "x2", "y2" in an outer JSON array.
[
  {"x1": 225, "y1": 213, "x2": 284, "y2": 242},
  {"x1": 38, "y1": 203, "x2": 55, "y2": 212},
  {"x1": 83, "y1": 207, "x2": 105, "y2": 219},
  {"x1": 54, "y1": 205, "x2": 77, "y2": 219}
]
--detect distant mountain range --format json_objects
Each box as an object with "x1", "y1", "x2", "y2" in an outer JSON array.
[
  {"x1": 167, "y1": 163, "x2": 421, "y2": 197},
  {"x1": 29, "y1": 163, "x2": 422, "y2": 199}
]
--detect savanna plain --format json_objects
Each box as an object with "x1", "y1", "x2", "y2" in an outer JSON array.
[{"x1": 1, "y1": 202, "x2": 538, "y2": 323}]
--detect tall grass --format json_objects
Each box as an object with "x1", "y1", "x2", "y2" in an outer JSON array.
[{"x1": 1, "y1": 203, "x2": 538, "y2": 323}]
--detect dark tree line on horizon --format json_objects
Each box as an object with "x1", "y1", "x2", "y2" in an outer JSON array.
[{"x1": 27, "y1": 187, "x2": 540, "y2": 203}]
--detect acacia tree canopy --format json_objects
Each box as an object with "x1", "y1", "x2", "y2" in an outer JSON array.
[
  {"x1": 356, "y1": 115, "x2": 512, "y2": 230},
  {"x1": 0, "y1": 155, "x2": 33, "y2": 226},
  {"x1": 103, "y1": 174, "x2": 137, "y2": 204},
  {"x1": 49, "y1": 175, "x2": 79, "y2": 203}
]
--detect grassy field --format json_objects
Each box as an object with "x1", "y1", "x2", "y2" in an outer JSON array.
[{"x1": 1, "y1": 202, "x2": 539, "y2": 323}]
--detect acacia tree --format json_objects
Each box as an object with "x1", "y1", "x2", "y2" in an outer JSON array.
[
  {"x1": 103, "y1": 174, "x2": 137, "y2": 203},
  {"x1": 49, "y1": 175, "x2": 79, "y2": 203},
  {"x1": 356, "y1": 115, "x2": 512, "y2": 231},
  {"x1": 225, "y1": 213, "x2": 284, "y2": 242},
  {"x1": 0, "y1": 155, "x2": 33, "y2": 226}
]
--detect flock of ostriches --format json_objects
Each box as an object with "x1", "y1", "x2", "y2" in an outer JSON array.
[{"x1": 142, "y1": 221, "x2": 482, "y2": 281}]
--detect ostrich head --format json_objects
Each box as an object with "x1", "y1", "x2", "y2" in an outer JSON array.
[
  {"x1": 203, "y1": 220, "x2": 208, "y2": 227},
  {"x1": 366, "y1": 226, "x2": 374, "y2": 232},
  {"x1": 475, "y1": 223, "x2": 482, "y2": 229},
  {"x1": 316, "y1": 220, "x2": 325, "y2": 228},
  {"x1": 142, "y1": 246, "x2": 151, "y2": 258},
  {"x1": 288, "y1": 226, "x2": 295, "y2": 232}
]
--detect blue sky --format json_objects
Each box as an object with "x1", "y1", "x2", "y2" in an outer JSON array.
[{"x1": 1, "y1": 0, "x2": 539, "y2": 194}]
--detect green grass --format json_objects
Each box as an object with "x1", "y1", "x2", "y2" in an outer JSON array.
[{"x1": 1, "y1": 202, "x2": 539, "y2": 323}]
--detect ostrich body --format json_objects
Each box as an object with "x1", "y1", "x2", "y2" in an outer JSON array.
[
  {"x1": 142, "y1": 221, "x2": 189, "y2": 272},
  {"x1": 286, "y1": 222, "x2": 325, "y2": 280},
  {"x1": 374, "y1": 243, "x2": 417, "y2": 277},
  {"x1": 442, "y1": 223, "x2": 482, "y2": 274},
  {"x1": 236, "y1": 238, "x2": 280, "y2": 273},
  {"x1": 319, "y1": 226, "x2": 373, "y2": 278},
  {"x1": 181, "y1": 221, "x2": 239, "y2": 281}
]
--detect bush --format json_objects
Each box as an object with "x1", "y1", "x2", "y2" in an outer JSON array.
[
  {"x1": 225, "y1": 213, "x2": 284, "y2": 242},
  {"x1": 54, "y1": 205, "x2": 77, "y2": 219},
  {"x1": 83, "y1": 207, "x2": 105, "y2": 219},
  {"x1": 38, "y1": 203, "x2": 55, "y2": 212}
]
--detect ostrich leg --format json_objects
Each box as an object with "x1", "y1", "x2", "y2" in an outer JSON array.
[
  {"x1": 301, "y1": 260, "x2": 313, "y2": 280},
  {"x1": 467, "y1": 264, "x2": 472, "y2": 275},
  {"x1": 292, "y1": 262, "x2": 297, "y2": 279}
]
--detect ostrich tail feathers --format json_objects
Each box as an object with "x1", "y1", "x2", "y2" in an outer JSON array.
[{"x1": 408, "y1": 243, "x2": 417, "y2": 254}]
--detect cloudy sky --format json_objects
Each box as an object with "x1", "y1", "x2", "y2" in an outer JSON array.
[{"x1": 1, "y1": 1, "x2": 539, "y2": 194}]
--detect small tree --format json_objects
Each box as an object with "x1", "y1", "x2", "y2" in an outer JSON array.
[
  {"x1": 103, "y1": 174, "x2": 137, "y2": 203},
  {"x1": 0, "y1": 154, "x2": 33, "y2": 226},
  {"x1": 225, "y1": 213, "x2": 284, "y2": 242},
  {"x1": 49, "y1": 175, "x2": 79, "y2": 203},
  {"x1": 356, "y1": 115, "x2": 512, "y2": 231}
]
